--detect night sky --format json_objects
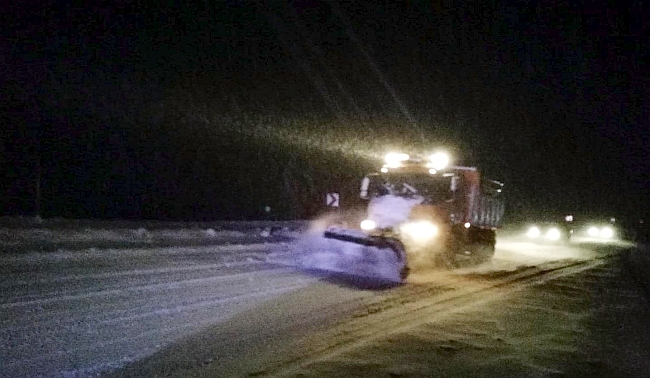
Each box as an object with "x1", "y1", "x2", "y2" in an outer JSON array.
[{"x1": 2, "y1": 0, "x2": 649, "y2": 222}]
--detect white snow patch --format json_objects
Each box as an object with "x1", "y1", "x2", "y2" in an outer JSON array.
[
  {"x1": 60, "y1": 356, "x2": 135, "y2": 378},
  {"x1": 367, "y1": 194, "x2": 422, "y2": 228},
  {"x1": 133, "y1": 227, "x2": 150, "y2": 238}
]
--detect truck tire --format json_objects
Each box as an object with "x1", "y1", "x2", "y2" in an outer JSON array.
[
  {"x1": 453, "y1": 242, "x2": 494, "y2": 267},
  {"x1": 433, "y1": 248, "x2": 458, "y2": 269},
  {"x1": 472, "y1": 243, "x2": 495, "y2": 264}
]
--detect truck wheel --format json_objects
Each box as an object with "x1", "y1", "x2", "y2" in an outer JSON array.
[
  {"x1": 472, "y1": 243, "x2": 495, "y2": 264},
  {"x1": 434, "y1": 249, "x2": 458, "y2": 269},
  {"x1": 453, "y1": 242, "x2": 494, "y2": 267}
]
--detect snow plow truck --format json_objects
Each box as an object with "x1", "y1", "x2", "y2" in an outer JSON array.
[{"x1": 323, "y1": 152, "x2": 505, "y2": 280}]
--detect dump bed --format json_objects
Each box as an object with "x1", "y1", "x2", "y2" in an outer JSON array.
[
  {"x1": 453, "y1": 170, "x2": 505, "y2": 229},
  {"x1": 469, "y1": 189, "x2": 505, "y2": 228}
]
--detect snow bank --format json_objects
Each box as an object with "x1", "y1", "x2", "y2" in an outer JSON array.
[{"x1": 0, "y1": 219, "x2": 307, "y2": 254}]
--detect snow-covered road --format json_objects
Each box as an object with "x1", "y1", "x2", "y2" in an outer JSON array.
[
  {"x1": 108, "y1": 238, "x2": 647, "y2": 378},
  {"x1": 0, "y1": 239, "x2": 314, "y2": 378},
  {"x1": 1, "y1": 225, "x2": 645, "y2": 378}
]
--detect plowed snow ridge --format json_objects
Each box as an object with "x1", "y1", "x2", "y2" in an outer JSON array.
[{"x1": 266, "y1": 258, "x2": 606, "y2": 377}]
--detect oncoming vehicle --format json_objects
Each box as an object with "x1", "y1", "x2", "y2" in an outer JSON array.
[
  {"x1": 522, "y1": 216, "x2": 620, "y2": 244},
  {"x1": 323, "y1": 152, "x2": 505, "y2": 279},
  {"x1": 524, "y1": 222, "x2": 572, "y2": 243},
  {"x1": 577, "y1": 223, "x2": 617, "y2": 241}
]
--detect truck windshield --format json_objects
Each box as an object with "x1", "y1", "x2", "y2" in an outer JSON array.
[{"x1": 366, "y1": 173, "x2": 454, "y2": 204}]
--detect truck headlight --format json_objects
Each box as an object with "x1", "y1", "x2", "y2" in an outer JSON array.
[
  {"x1": 400, "y1": 221, "x2": 438, "y2": 242},
  {"x1": 384, "y1": 153, "x2": 410, "y2": 168},
  {"x1": 526, "y1": 226, "x2": 541, "y2": 238},
  {"x1": 428, "y1": 152, "x2": 450, "y2": 170},
  {"x1": 587, "y1": 227, "x2": 599, "y2": 237},
  {"x1": 360, "y1": 220, "x2": 377, "y2": 231}
]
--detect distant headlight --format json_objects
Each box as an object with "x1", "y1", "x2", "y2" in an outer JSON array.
[
  {"x1": 546, "y1": 228, "x2": 561, "y2": 241},
  {"x1": 526, "y1": 227, "x2": 541, "y2": 238},
  {"x1": 600, "y1": 227, "x2": 613, "y2": 239},
  {"x1": 587, "y1": 227, "x2": 600, "y2": 237},
  {"x1": 360, "y1": 220, "x2": 376, "y2": 231},
  {"x1": 401, "y1": 221, "x2": 438, "y2": 242}
]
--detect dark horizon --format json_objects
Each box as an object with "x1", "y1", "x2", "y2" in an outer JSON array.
[{"x1": 2, "y1": 1, "x2": 648, "y2": 223}]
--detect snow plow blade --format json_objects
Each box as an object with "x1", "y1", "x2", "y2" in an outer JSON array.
[
  {"x1": 323, "y1": 228, "x2": 406, "y2": 259},
  {"x1": 323, "y1": 227, "x2": 386, "y2": 247},
  {"x1": 322, "y1": 227, "x2": 409, "y2": 280}
]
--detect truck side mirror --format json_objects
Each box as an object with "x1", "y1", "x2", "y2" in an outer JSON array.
[
  {"x1": 360, "y1": 176, "x2": 370, "y2": 199},
  {"x1": 451, "y1": 176, "x2": 459, "y2": 191}
]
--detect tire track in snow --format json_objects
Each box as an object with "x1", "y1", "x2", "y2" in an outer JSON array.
[
  {"x1": 4, "y1": 284, "x2": 304, "y2": 377},
  {"x1": 1, "y1": 253, "x2": 306, "y2": 340},
  {"x1": 97, "y1": 279, "x2": 314, "y2": 325},
  {"x1": 0, "y1": 260, "x2": 262, "y2": 292},
  {"x1": 0, "y1": 242, "x2": 281, "y2": 264},
  {"x1": 0, "y1": 235, "x2": 300, "y2": 378},
  {"x1": 0, "y1": 267, "x2": 294, "y2": 309},
  {"x1": 0, "y1": 259, "x2": 270, "y2": 303},
  {"x1": 0, "y1": 255, "x2": 279, "y2": 288},
  {"x1": 3, "y1": 283, "x2": 308, "y2": 374},
  {"x1": 0, "y1": 267, "x2": 307, "y2": 337},
  {"x1": 0, "y1": 245, "x2": 295, "y2": 307}
]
